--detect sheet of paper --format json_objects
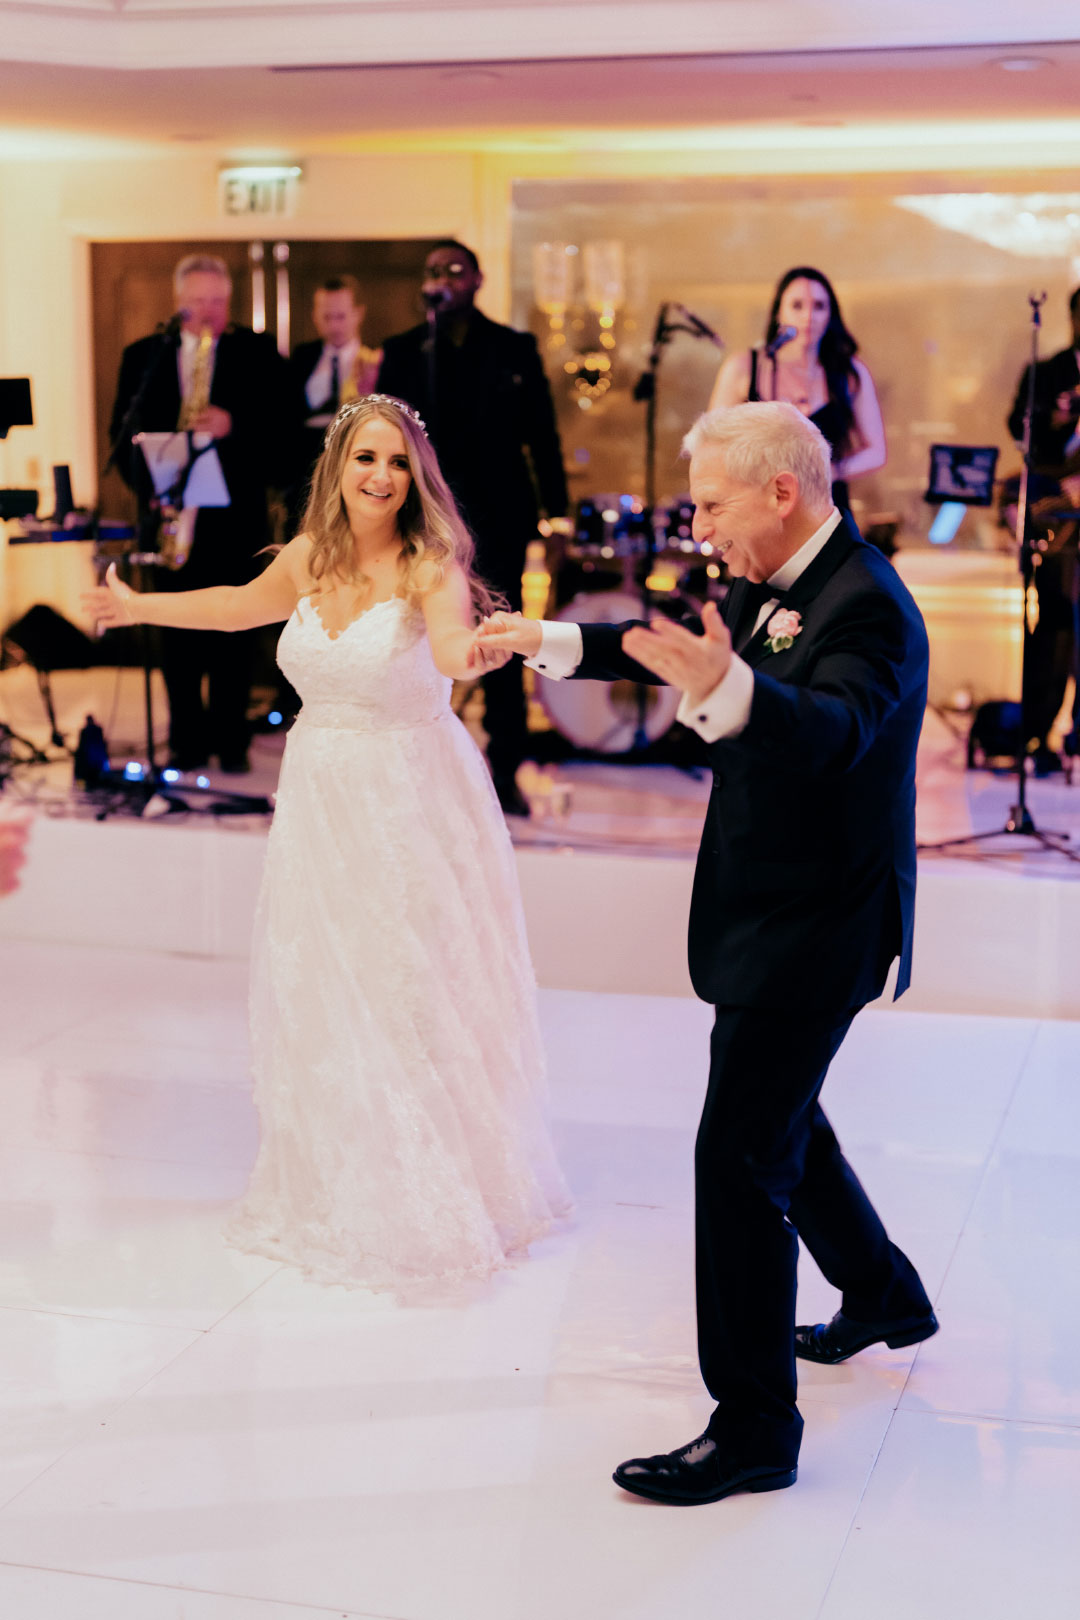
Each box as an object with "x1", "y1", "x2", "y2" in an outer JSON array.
[{"x1": 134, "y1": 432, "x2": 230, "y2": 508}]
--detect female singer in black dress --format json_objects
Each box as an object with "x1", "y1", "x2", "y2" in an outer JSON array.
[{"x1": 709, "y1": 266, "x2": 886, "y2": 508}]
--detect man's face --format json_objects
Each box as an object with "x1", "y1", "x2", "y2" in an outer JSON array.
[
  {"x1": 689, "y1": 445, "x2": 797, "y2": 583},
  {"x1": 422, "y1": 246, "x2": 482, "y2": 315},
  {"x1": 314, "y1": 288, "x2": 363, "y2": 348},
  {"x1": 178, "y1": 271, "x2": 231, "y2": 337}
]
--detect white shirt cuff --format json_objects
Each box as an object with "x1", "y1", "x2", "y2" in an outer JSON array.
[
  {"x1": 676, "y1": 653, "x2": 755, "y2": 742},
  {"x1": 525, "y1": 620, "x2": 583, "y2": 680}
]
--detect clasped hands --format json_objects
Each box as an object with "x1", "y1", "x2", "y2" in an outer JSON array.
[{"x1": 472, "y1": 602, "x2": 733, "y2": 706}]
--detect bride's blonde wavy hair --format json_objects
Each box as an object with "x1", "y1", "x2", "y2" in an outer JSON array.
[{"x1": 300, "y1": 395, "x2": 500, "y2": 616}]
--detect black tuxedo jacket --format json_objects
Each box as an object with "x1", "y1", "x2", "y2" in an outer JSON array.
[
  {"x1": 285, "y1": 338, "x2": 336, "y2": 496},
  {"x1": 1007, "y1": 345, "x2": 1080, "y2": 469},
  {"x1": 376, "y1": 310, "x2": 567, "y2": 582},
  {"x1": 109, "y1": 325, "x2": 289, "y2": 583},
  {"x1": 570, "y1": 515, "x2": 929, "y2": 1013}
]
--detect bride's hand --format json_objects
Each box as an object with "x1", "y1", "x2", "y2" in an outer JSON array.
[
  {"x1": 466, "y1": 632, "x2": 511, "y2": 673},
  {"x1": 81, "y1": 562, "x2": 138, "y2": 629},
  {"x1": 474, "y1": 610, "x2": 543, "y2": 660}
]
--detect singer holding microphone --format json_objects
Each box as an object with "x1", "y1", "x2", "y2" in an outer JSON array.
[
  {"x1": 376, "y1": 241, "x2": 568, "y2": 817},
  {"x1": 709, "y1": 267, "x2": 885, "y2": 509}
]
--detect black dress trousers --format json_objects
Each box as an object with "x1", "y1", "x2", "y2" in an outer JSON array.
[{"x1": 696, "y1": 1004, "x2": 932, "y2": 1465}]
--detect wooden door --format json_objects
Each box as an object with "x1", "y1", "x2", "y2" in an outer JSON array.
[{"x1": 92, "y1": 237, "x2": 440, "y2": 522}]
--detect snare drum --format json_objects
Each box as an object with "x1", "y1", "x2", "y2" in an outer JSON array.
[{"x1": 537, "y1": 590, "x2": 682, "y2": 753}]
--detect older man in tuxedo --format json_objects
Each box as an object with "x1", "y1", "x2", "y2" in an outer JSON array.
[
  {"x1": 109, "y1": 253, "x2": 288, "y2": 771},
  {"x1": 477, "y1": 402, "x2": 937, "y2": 1504}
]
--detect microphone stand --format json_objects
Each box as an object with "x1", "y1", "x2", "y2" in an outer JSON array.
[
  {"x1": 630, "y1": 302, "x2": 723, "y2": 750},
  {"x1": 94, "y1": 321, "x2": 271, "y2": 819},
  {"x1": 920, "y1": 291, "x2": 1080, "y2": 863}
]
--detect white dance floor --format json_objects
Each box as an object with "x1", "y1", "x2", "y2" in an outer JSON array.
[{"x1": 3, "y1": 936, "x2": 1079, "y2": 1620}]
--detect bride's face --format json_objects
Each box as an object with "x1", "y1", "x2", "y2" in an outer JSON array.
[{"x1": 341, "y1": 416, "x2": 412, "y2": 526}]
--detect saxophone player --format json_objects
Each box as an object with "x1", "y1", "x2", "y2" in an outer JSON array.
[{"x1": 109, "y1": 253, "x2": 289, "y2": 773}]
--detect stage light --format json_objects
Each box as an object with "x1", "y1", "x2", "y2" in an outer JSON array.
[
  {"x1": 268, "y1": 710, "x2": 283, "y2": 726},
  {"x1": 123, "y1": 761, "x2": 144, "y2": 780},
  {"x1": 196, "y1": 774, "x2": 210, "y2": 788},
  {"x1": 161, "y1": 768, "x2": 180, "y2": 783}
]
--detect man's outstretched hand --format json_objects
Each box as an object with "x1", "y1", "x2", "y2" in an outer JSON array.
[
  {"x1": 474, "y1": 611, "x2": 543, "y2": 660},
  {"x1": 622, "y1": 601, "x2": 732, "y2": 706}
]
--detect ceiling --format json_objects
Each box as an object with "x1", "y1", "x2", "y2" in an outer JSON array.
[
  {"x1": 0, "y1": 42, "x2": 1078, "y2": 157},
  {"x1": 1, "y1": 0, "x2": 1078, "y2": 72}
]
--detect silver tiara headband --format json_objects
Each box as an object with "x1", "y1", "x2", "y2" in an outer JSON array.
[{"x1": 326, "y1": 394, "x2": 428, "y2": 443}]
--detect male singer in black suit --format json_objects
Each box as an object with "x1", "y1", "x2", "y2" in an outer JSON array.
[
  {"x1": 377, "y1": 240, "x2": 568, "y2": 817},
  {"x1": 110, "y1": 253, "x2": 288, "y2": 771},
  {"x1": 1006, "y1": 285, "x2": 1080, "y2": 774},
  {"x1": 478, "y1": 403, "x2": 937, "y2": 1504},
  {"x1": 286, "y1": 275, "x2": 381, "y2": 532}
]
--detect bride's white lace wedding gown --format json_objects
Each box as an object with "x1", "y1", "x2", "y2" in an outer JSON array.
[{"x1": 227, "y1": 593, "x2": 571, "y2": 1290}]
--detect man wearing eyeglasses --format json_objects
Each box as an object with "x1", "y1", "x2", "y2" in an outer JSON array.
[{"x1": 377, "y1": 240, "x2": 568, "y2": 818}]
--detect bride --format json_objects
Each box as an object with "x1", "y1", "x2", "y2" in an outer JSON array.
[{"x1": 85, "y1": 394, "x2": 570, "y2": 1291}]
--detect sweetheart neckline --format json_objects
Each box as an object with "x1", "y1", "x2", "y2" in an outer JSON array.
[{"x1": 298, "y1": 594, "x2": 406, "y2": 642}]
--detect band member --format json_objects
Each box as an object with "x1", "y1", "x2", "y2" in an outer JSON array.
[
  {"x1": 710, "y1": 267, "x2": 886, "y2": 512},
  {"x1": 286, "y1": 276, "x2": 382, "y2": 531},
  {"x1": 377, "y1": 240, "x2": 568, "y2": 817},
  {"x1": 1007, "y1": 285, "x2": 1080, "y2": 774},
  {"x1": 109, "y1": 253, "x2": 289, "y2": 772}
]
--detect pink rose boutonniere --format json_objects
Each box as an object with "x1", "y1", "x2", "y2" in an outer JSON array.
[{"x1": 764, "y1": 608, "x2": 802, "y2": 655}]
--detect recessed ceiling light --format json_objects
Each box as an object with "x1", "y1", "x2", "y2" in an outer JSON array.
[
  {"x1": 992, "y1": 55, "x2": 1053, "y2": 72},
  {"x1": 440, "y1": 68, "x2": 502, "y2": 83}
]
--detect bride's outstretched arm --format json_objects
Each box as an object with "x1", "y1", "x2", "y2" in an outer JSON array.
[
  {"x1": 420, "y1": 563, "x2": 511, "y2": 679},
  {"x1": 82, "y1": 537, "x2": 307, "y2": 634}
]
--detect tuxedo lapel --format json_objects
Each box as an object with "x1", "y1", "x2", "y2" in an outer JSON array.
[{"x1": 742, "y1": 515, "x2": 860, "y2": 669}]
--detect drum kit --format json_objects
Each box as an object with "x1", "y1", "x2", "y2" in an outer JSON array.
[{"x1": 539, "y1": 490, "x2": 725, "y2": 753}]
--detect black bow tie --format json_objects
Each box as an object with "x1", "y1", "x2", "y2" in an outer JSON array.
[{"x1": 741, "y1": 579, "x2": 788, "y2": 612}]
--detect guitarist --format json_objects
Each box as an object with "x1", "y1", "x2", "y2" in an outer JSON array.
[{"x1": 1006, "y1": 286, "x2": 1080, "y2": 775}]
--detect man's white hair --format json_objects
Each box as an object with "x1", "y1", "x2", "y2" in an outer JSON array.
[
  {"x1": 173, "y1": 253, "x2": 232, "y2": 296},
  {"x1": 682, "y1": 401, "x2": 832, "y2": 508}
]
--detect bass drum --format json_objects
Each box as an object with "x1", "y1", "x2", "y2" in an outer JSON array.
[{"x1": 538, "y1": 590, "x2": 682, "y2": 753}]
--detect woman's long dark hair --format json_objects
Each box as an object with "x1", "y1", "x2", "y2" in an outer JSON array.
[{"x1": 764, "y1": 266, "x2": 860, "y2": 458}]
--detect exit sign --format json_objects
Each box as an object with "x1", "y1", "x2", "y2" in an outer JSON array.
[{"x1": 218, "y1": 166, "x2": 302, "y2": 219}]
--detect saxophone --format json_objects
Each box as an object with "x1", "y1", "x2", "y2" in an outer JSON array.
[
  {"x1": 160, "y1": 324, "x2": 215, "y2": 568},
  {"x1": 178, "y1": 323, "x2": 214, "y2": 429}
]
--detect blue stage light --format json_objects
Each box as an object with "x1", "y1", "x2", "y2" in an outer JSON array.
[
  {"x1": 268, "y1": 710, "x2": 283, "y2": 726},
  {"x1": 123, "y1": 761, "x2": 144, "y2": 780},
  {"x1": 196, "y1": 774, "x2": 210, "y2": 788},
  {"x1": 161, "y1": 768, "x2": 180, "y2": 783}
]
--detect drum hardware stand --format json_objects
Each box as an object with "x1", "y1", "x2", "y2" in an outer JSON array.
[
  {"x1": 920, "y1": 292, "x2": 1080, "y2": 863},
  {"x1": 632, "y1": 302, "x2": 724, "y2": 751}
]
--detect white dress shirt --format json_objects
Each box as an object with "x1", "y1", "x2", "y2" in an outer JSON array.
[
  {"x1": 305, "y1": 340, "x2": 360, "y2": 420},
  {"x1": 526, "y1": 508, "x2": 842, "y2": 744}
]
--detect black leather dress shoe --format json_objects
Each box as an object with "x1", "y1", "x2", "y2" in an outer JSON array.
[
  {"x1": 795, "y1": 1307, "x2": 939, "y2": 1365},
  {"x1": 613, "y1": 1434, "x2": 797, "y2": 1506},
  {"x1": 493, "y1": 774, "x2": 531, "y2": 817}
]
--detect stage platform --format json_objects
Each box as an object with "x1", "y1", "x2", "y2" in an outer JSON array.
[
  {"x1": 1, "y1": 940, "x2": 1078, "y2": 1620},
  {"x1": 3, "y1": 654, "x2": 1080, "y2": 1017}
]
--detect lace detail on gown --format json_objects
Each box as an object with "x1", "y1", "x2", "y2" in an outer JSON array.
[{"x1": 227, "y1": 596, "x2": 571, "y2": 1291}]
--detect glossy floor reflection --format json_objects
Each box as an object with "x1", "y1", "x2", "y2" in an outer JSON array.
[{"x1": 2, "y1": 943, "x2": 1079, "y2": 1619}]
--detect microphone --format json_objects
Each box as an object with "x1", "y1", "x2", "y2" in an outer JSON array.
[
  {"x1": 670, "y1": 303, "x2": 724, "y2": 349},
  {"x1": 161, "y1": 309, "x2": 190, "y2": 340},
  {"x1": 422, "y1": 287, "x2": 451, "y2": 313},
  {"x1": 764, "y1": 325, "x2": 798, "y2": 360}
]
